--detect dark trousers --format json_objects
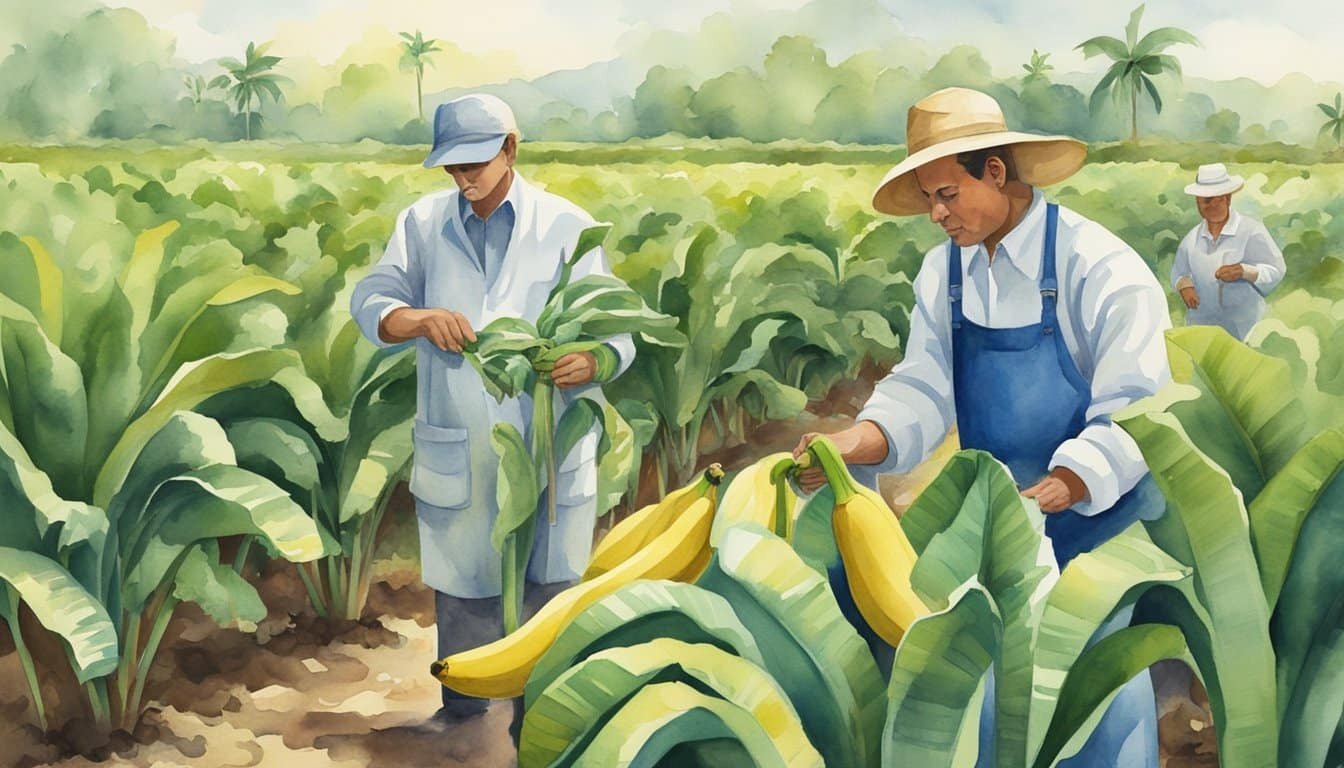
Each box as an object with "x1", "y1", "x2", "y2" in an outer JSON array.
[{"x1": 435, "y1": 579, "x2": 575, "y2": 711}]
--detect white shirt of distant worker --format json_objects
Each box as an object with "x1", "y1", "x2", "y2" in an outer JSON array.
[
  {"x1": 1172, "y1": 163, "x2": 1286, "y2": 341},
  {"x1": 350, "y1": 94, "x2": 634, "y2": 720}
]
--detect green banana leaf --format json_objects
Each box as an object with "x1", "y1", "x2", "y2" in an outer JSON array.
[
  {"x1": 570, "y1": 681, "x2": 820, "y2": 768},
  {"x1": 0, "y1": 547, "x2": 118, "y2": 682},
  {"x1": 1117, "y1": 405, "x2": 1281, "y2": 768},
  {"x1": 1031, "y1": 624, "x2": 1191, "y2": 768},
  {"x1": 1265, "y1": 431, "x2": 1344, "y2": 767},
  {"x1": 490, "y1": 423, "x2": 541, "y2": 554},
  {"x1": 697, "y1": 523, "x2": 885, "y2": 768},
  {"x1": 525, "y1": 580, "x2": 764, "y2": 707},
  {"x1": 1161, "y1": 326, "x2": 1306, "y2": 505},
  {"x1": 882, "y1": 583, "x2": 1001, "y2": 768},
  {"x1": 522, "y1": 638, "x2": 816, "y2": 768},
  {"x1": 898, "y1": 450, "x2": 1056, "y2": 766},
  {"x1": 170, "y1": 541, "x2": 267, "y2": 630},
  {"x1": 792, "y1": 485, "x2": 839, "y2": 575}
]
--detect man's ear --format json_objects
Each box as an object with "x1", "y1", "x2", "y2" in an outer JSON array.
[
  {"x1": 986, "y1": 156, "x2": 1007, "y2": 189},
  {"x1": 503, "y1": 134, "x2": 518, "y2": 166}
]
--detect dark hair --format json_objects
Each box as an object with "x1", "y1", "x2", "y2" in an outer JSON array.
[{"x1": 956, "y1": 146, "x2": 1017, "y2": 181}]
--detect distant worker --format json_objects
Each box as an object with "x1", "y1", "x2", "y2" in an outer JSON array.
[{"x1": 1172, "y1": 163, "x2": 1285, "y2": 340}]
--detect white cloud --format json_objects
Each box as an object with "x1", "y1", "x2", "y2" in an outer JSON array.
[{"x1": 1183, "y1": 20, "x2": 1344, "y2": 86}]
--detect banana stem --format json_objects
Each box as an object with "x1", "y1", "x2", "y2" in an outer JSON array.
[
  {"x1": 5, "y1": 587, "x2": 48, "y2": 732},
  {"x1": 804, "y1": 437, "x2": 861, "y2": 505},
  {"x1": 501, "y1": 535, "x2": 521, "y2": 635},
  {"x1": 768, "y1": 457, "x2": 797, "y2": 540},
  {"x1": 232, "y1": 536, "x2": 254, "y2": 575},
  {"x1": 532, "y1": 379, "x2": 557, "y2": 526}
]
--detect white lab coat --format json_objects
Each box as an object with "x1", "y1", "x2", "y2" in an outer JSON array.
[{"x1": 350, "y1": 175, "x2": 634, "y2": 597}]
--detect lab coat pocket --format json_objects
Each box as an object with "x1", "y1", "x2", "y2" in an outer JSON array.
[
  {"x1": 553, "y1": 432, "x2": 598, "y2": 505},
  {"x1": 410, "y1": 420, "x2": 472, "y2": 509}
]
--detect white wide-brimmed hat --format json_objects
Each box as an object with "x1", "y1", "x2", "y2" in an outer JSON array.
[
  {"x1": 1184, "y1": 163, "x2": 1244, "y2": 197},
  {"x1": 423, "y1": 93, "x2": 521, "y2": 168},
  {"x1": 873, "y1": 87, "x2": 1087, "y2": 216}
]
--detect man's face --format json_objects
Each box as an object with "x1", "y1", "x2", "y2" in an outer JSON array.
[
  {"x1": 1196, "y1": 194, "x2": 1231, "y2": 225},
  {"x1": 443, "y1": 135, "x2": 516, "y2": 201},
  {"x1": 914, "y1": 154, "x2": 1011, "y2": 248}
]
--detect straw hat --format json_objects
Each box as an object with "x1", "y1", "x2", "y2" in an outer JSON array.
[
  {"x1": 873, "y1": 87, "x2": 1088, "y2": 216},
  {"x1": 1184, "y1": 163, "x2": 1244, "y2": 197}
]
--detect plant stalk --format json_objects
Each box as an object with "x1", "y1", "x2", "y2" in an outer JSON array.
[{"x1": 5, "y1": 590, "x2": 48, "y2": 732}]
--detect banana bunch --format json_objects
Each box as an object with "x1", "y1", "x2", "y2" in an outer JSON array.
[
  {"x1": 432, "y1": 474, "x2": 722, "y2": 698},
  {"x1": 583, "y1": 464, "x2": 724, "y2": 580},
  {"x1": 710, "y1": 452, "x2": 799, "y2": 546},
  {"x1": 802, "y1": 437, "x2": 928, "y2": 647}
]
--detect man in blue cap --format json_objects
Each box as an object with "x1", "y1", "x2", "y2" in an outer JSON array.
[{"x1": 351, "y1": 93, "x2": 635, "y2": 723}]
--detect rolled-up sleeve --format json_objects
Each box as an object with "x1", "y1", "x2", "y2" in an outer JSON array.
[
  {"x1": 1049, "y1": 249, "x2": 1172, "y2": 515},
  {"x1": 854, "y1": 249, "x2": 955, "y2": 475},
  {"x1": 1243, "y1": 224, "x2": 1286, "y2": 296},
  {"x1": 351, "y1": 208, "x2": 424, "y2": 348},
  {"x1": 568, "y1": 243, "x2": 636, "y2": 379}
]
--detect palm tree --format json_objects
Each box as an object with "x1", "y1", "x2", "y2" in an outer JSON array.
[
  {"x1": 1076, "y1": 4, "x2": 1198, "y2": 141},
  {"x1": 1319, "y1": 93, "x2": 1344, "y2": 147},
  {"x1": 216, "y1": 42, "x2": 288, "y2": 141},
  {"x1": 1022, "y1": 49, "x2": 1054, "y2": 84},
  {"x1": 400, "y1": 30, "x2": 443, "y2": 123}
]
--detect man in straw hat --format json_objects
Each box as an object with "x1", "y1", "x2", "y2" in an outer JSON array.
[
  {"x1": 351, "y1": 93, "x2": 634, "y2": 725},
  {"x1": 794, "y1": 87, "x2": 1168, "y2": 766},
  {"x1": 1173, "y1": 162, "x2": 1285, "y2": 340}
]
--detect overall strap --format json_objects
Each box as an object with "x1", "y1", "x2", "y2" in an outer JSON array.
[
  {"x1": 1039, "y1": 203, "x2": 1060, "y2": 334},
  {"x1": 948, "y1": 242, "x2": 964, "y2": 330}
]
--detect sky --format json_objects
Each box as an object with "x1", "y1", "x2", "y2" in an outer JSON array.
[{"x1": 103, "y1": 0, "x2": 1344, "y2": 86}]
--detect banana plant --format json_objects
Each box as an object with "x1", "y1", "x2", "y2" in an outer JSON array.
[
  {"x1": 466, "y1": 225, "x2": 684, "y2": 633},
  {"x1": 1113, "y1": 326, "x2": 1344, "y2": 768},
  {"x1": 0, "y1": 224, "x2": 331, "y2": 735},
  {"x1": 195, "y1": 307, "x2": 416, "y2": 621}
]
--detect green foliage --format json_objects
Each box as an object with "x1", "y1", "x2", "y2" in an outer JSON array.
[
  {"x1": 216, "y1": 41, "x2": 289, "y2": 141},
  {"x1": 1077, "y1": 4, "x2": 1200, "y2": 140},
  {"x1": 399, "y1": 30, "x2": 442, "y2": 123},
  {"x1": 1319, "y1": 93, "x2": 1344, "y2": 147}
]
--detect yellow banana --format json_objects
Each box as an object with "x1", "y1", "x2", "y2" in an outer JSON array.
[
  {"x1": 804, "y1": 437, "x2": 927, "y2": 647},
  {"x1": 710, "y1": 452, "x2": 798, "y2": 546},
  {"x1": 583, "y1": 464, "x2": 723, "y2": 580},
  {"x1": 432, "y1": 497, "x2": 717, "y2": 698}
]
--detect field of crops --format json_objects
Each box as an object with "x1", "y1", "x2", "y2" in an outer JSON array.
[{"x1": 1, "y1": 141, "x2": 1342, "y2": 767}]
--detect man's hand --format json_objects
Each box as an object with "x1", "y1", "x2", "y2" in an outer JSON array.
[
  {"x1": 1179, "y1": 286, "x2": 1200, "y2": 309},
  {"x1": 550, "y1": 352, "x2": 597, "y2": 389},
  {"x1": 1214, "y1": 263, "x2": 1245, "y2": 283},
  {"x1": 1022, "y1": 466, "x2": 1089, "y2": 513},
  {"x1": 790, "y1": 422, "x2": 889, "y2": 493},
  {"x1": 380, "y1": 308, "x2": 476, "y2": 352}
]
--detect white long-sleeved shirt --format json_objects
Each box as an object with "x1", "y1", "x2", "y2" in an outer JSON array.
[
  {"x1": 1171, "y1": 210, "x2": 1285, "y2": 340},
  {"x1": 855, "y1": 190, "x2": 1173, "y2": 515}
]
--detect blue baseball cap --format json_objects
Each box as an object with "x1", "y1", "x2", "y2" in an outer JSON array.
[{"x1": 423, "y1": 94, "x2": 520, "y2": 169}]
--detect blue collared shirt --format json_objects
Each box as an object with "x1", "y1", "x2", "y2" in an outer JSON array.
[{"x1": 458, "y1": 175, "x2": 518, "y2": 272}]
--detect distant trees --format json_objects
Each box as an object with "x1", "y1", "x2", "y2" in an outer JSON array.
[
  {"x1": 216, "y1": 42, "x2": 288, "y2": 140},
  {"x1": 1319, "y1": 93, "x2": 1344, "y2": 147},
  {"x1": 1022, "y1": 50, "x2": 1053, "y2": 84},
  {"x1": 1077, "y1": 4, "x2": 1199, "y2": 141},
  {"x1": 399, "y1": 30, "x2": 442, "y2": 123}
]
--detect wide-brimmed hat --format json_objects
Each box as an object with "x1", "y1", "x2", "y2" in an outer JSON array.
[
  {"x1": 423, "y1": 93, "x2": 521, "y2": 169},
  {"x1": 873, "y1": 87, "x2": 1088, "y2": 216},
  {"x1": 1184, "y1": 163, "x2": 1244, "y2": 197}
]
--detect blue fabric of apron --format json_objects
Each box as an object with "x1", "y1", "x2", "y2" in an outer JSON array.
[{"x1": 954, "y1": 204, "x2": 1159, "y2": 768}]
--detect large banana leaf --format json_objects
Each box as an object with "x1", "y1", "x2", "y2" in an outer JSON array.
[
  {"x1": 899, "y1": 450, "x2": 1057, "y2": 766},
  {"x1": 1265, "y1": 431, "x2": 1344, "y2": 767},
  {"x1": 570, "y1": 681, "x2": 820, "y2": 768},
  {"x1": 525, "y1": 580, "x2": 764, "y2": 707},
  {"x1": 697, "y1": 523, "x2": 885, "y2": 768},
  {"x1": 522, "y1": 638, "x2": 817, "y2": 768},
  {"x1": 882, "y1": 583, "x2": 1001, "y2": 768},
  {"x1": 1161, "y1": 326, "x2": 1306, "y2": 504},
  {"x1": 1117, "y1": 403, "x2": 1281, "y2": 768},
  {"x1": 0, "y1": 547, "x2": 118, "y2": 682}
]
